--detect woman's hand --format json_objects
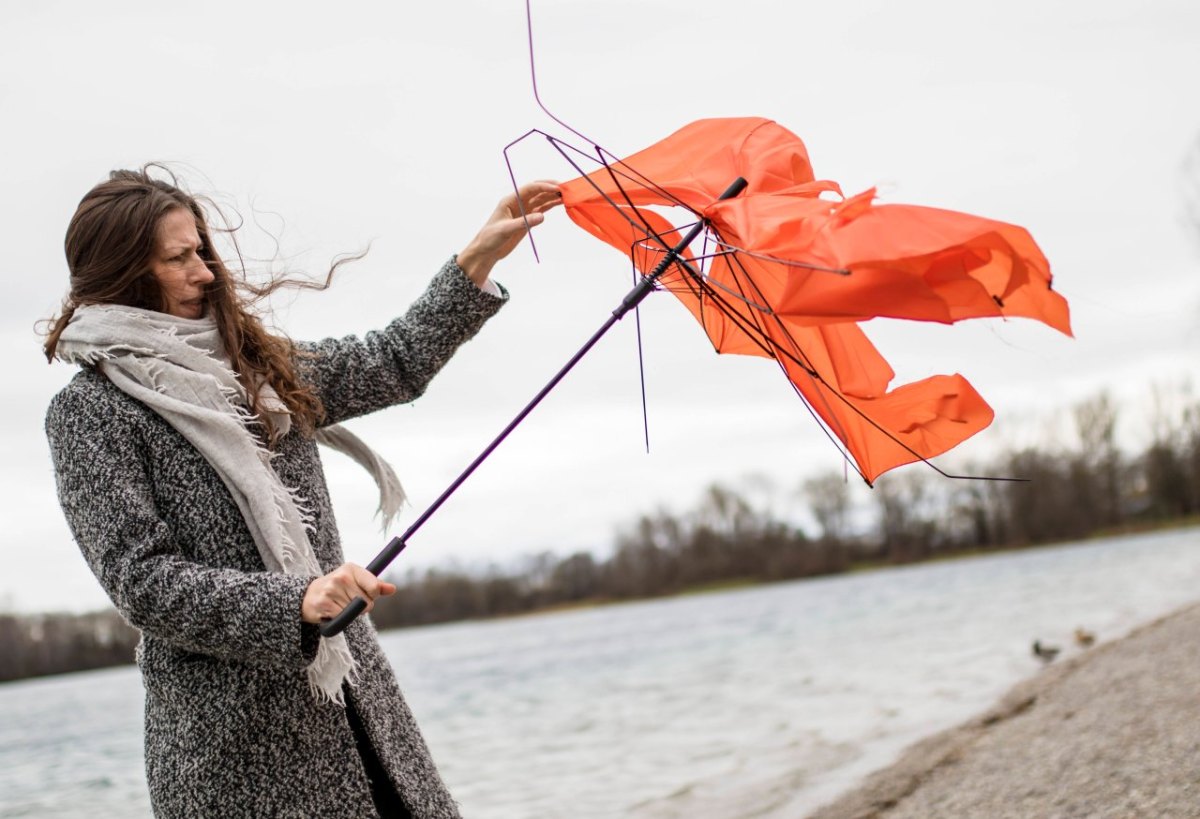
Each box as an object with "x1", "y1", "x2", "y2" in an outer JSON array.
[
  {"x1": 301, "y1": 563, "x2": 396, "y2": 624},
  {"x1": 457, "y1": 180, "x2": 562, "y2": 286}
]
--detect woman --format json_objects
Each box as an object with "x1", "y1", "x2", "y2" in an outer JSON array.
[{"x1": 43, "y1": 167, "x2": 560, "y2": 818}]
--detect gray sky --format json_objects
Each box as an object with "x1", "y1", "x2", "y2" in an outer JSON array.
[{"x1": 2, "y1": 0, "x2": 1198, "y2": 612}]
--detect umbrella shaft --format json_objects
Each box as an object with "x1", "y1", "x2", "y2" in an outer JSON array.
[
  {"x1": 612, "y1": 223, "x2": 702, "y2": 318},
  {"x1": 364, "y1": 307, "x2": 625, "y2": 577},
  {"x1": 614, "y1": 176, "x2": 748, "y2": 319}
]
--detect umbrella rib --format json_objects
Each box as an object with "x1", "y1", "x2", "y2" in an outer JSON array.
[
  {"x1": 659, "y1": 256, "x2": 778, "y2": 359},
  {"x1": 707, "y1": 236, "x2": 852, "y2": 276},
  {"x1": 502, "y1": 128, "x2": 549, "y2": 261},
  {"x1": 592, "y1": 145, "x2": 697, "y2": 214},
  {"x1": 630, "y1": 254, "x2": 652, "y2": 453},
  {"x1": 542, "y1": 136, "x2": 678, "y2": 250},
  {"x1": 520, "y1": 0, "x2": 692, "y2": 214},
  {"x1": 600, "y1": 154, "x2": 702, "y2": 263},
  {"x1": 505, "y1": 129, "x2": 694, "y2": 263}
]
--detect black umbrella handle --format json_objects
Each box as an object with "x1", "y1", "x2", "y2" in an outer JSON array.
[
  {"x1": 319, "y1": 176, "x2": 748, "y2": 639},
  {"x1": 319, "y1": 537, "x2": 404, "y2": 637}
]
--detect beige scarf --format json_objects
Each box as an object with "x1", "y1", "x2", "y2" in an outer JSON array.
[{"x1": 57, "y1": 303, "x2": 406, "y2": 704}]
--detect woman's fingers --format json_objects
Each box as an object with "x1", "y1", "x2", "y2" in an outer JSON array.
[
  {"x1": 525, "y1": 192, "x2": 562, "y2": 214},
  {"x1": 457, "y1": 183, "x2": 562, "y2": 284},
  {"x1": 498, "y1": 183, "x2": 560, "y2": 225},
  {"x1": 302, "y1": 563, "x2": 394, "y2": 623},
  {"x1": 516, "y1": 179, "x2": 560, "y2": 199},
  {"x1": 346, "y1": 564, "x2": 386, "y2": 599},
  {"x1": 500, "y1": 189, "x2": 562, "y2": 235},
  {"x1": 508, "y1": 211, "x2": 545, "y2": 231}
]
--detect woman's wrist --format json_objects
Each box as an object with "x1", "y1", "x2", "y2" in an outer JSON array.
[
  {"x1": 455, "y1": 244, "x2": 497, "y2": 287},
  {"x1": 457, "y1": 180, "x2": 561, "y2": 285}
]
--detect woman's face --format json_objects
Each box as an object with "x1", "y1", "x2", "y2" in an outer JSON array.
[{"x1": 150, "y1": 208, "x2": 214, "y2": 319}]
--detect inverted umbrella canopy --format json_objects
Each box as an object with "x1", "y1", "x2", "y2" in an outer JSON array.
[{"x1": 560, "y1": 117, "x2": 1072, "y2": 483}]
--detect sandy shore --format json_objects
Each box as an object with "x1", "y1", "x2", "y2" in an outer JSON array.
[{"x1": 810, "y1": 601, "x2": 1200, "y2": 819}]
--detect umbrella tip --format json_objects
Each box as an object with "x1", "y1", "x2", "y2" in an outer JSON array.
[{"x1": 719, "y1": 177, "x2": 749, "y2": 200}]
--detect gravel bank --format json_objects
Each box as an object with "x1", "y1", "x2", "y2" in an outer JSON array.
[{"x1": 810, "y1": 602, "x2": 1200, "y2": 819}]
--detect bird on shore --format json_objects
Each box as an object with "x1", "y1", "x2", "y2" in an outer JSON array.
[
  {"x1": 1032, "y1": 640, "x2": 1061, "y2": 662},
  {"x1": 1074, "y1": 627, "x2": 1096, "y2": 648}
]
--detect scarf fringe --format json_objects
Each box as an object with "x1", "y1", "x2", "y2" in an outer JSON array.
[{"x1": 309, "y1": 639, "x2": 359, "y2": 704}]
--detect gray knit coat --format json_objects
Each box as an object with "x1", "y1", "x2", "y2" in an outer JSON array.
[{"x1": 45, "y1": 259, "x2": 505, "y2": 818}]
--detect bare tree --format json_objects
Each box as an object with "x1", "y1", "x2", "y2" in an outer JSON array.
[
  {"x1": 804, "y1": 472, "x2": 852, "y2": 545},
  {"x1": 872, "y1": 471, "x2": 939, "y2": 562},
  {"x1": 1072, "y1": 392, "x2": 1124, "y2": 528}
]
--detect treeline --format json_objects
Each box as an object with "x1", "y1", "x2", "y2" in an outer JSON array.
[
  {"x1": 371, "y1": 482, "x2": 845, "y2": 630},
  {"x1": 5, "y1": 386, "x2": 1200, "y2": 682},
  {"x1": 0, "y1": 609, "x2": 138, "y2": 683},
  {"x1": 858, "y1": 390, "x2": 1200, "y2": 562},
  {"x1": 370, "y1": 387, "x2": 1200, "y2": 628}
]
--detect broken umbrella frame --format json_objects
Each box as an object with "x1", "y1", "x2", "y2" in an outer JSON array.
[{"x1": 320, "y1": 0, "x2": 1061, "y2": 635}]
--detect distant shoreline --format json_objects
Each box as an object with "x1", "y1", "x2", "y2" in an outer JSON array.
[
  {"x1": 390, "y1": 518, "x2": 1200, "y2": 628},
  {"x1": 5, "y1": 522, "x2": 1200, "y2": 685}
]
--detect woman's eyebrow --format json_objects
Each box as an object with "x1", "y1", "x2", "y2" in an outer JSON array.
[{"x1": 166, "y1": 238, "x2": 203, "y2": 253}]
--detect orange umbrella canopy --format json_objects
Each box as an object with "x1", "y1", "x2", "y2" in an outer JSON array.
[{"x1": 559, "y1": 117, "x2": 1071, "y2": 483}]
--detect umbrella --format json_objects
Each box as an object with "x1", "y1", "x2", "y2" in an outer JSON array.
[
  {"x1": 320, "y1": 5, "x2": 1071, "y2": 636},
  {"x1": 558, "y1": 116, "x2": 1071, "y2": 484}
]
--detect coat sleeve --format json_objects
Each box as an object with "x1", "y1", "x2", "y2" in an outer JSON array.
[
  {"x1": 295, "y1": 256, "x2": 507, "y2": 427},
  {"x1": 46, "y1": 385, "x2": 321, "y2": 669}
]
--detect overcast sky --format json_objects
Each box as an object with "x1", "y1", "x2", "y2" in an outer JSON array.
[{"x1": 2, "y1": 0, "x2": 1198, "y2": 613}]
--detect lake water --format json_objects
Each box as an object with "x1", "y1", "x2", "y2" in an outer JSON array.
[{"x1": 3, "y1": 527, "x2": 1199, "y2": 818}]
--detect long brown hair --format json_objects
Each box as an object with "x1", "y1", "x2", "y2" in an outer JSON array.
[{"x1": 43, "y1": 165, "x2": 343, "y2": 442}]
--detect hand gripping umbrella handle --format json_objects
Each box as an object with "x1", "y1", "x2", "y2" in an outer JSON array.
[
  {"x1": 318, "y1": 176, "x2": 749, "y2": 639},
  {"x1": 321, "y1": 597, "x2": 368, "y2": 636},
  {"x1": 319, "y1": 539, "x2": 404, "y2": 637}
]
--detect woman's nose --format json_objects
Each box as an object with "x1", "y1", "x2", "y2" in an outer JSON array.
[{"x1": 189, "y1": 255, "x2": 215, "y2": 284}]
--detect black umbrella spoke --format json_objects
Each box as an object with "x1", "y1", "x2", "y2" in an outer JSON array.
[
  {"x1": 626, "y1": 256, "x2": 652, "y2": 454},
  {"x1": 593, "y1": 144, "x2": 695, "y2": 215},
  {"x1": 707, "y1": 236, "x2": 853, "y2": 276},
  {"x1": 520, "y1": 0, "x2": 694, "y2": 216},
  {"x1": 504, "y1": 129, "x2": 680, "y2": 263}
]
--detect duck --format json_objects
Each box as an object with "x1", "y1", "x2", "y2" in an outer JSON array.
[
  {"x1": 1074, "y1": 627, "x2": 1096, "y2": 648},
  {"x1": 1032, "y1": 640, "x2": 1060, "y2": 662}
]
